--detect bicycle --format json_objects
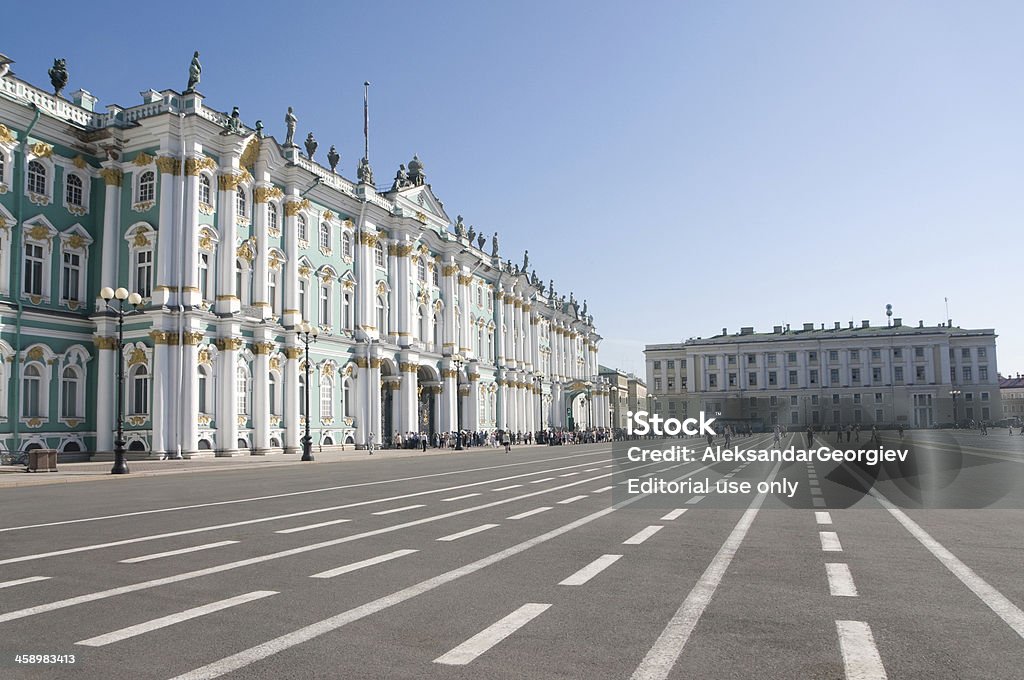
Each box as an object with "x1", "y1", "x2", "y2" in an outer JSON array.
[{"x1": 0, "y1": 451, "x2": 28, "y2": 467}]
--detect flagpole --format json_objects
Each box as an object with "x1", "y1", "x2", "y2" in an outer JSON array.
[{"x1": 363, "y1": 81, "x2": 370, "y2": 161}]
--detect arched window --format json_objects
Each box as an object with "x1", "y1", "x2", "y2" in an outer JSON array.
[
  {"x1": 477, "y1": 327, "x2": 485, "y2": 359},
  {"x1": 235, "y1": 188, "x2": 247, "y2": 220},
  {"x1": 61, "y1": 366, "x2": 82, "y2": 418},
  {"x1": 342, "y1": 232, "x2": 353, "y2": 259},
  {"x1": 376, "y1": 296, "x2": 387, "y2": 335},
  {"x1": 417, "y1": 258, "x2": 426, "y2": 282},
  {"x1": 199, "y1": 174, "x2": 212, "y2": 206},
  {"x1": 267, "y1": 202, "x2": 278, "y2": 232},
  {"x1": 432, "y1": 265, "x2": 439, "y2": 286},
  {"x1": 374, "y1": 242, "x2": 385, "y2": 268},
  {"x1": 319, "y1": 223, "x2": 330, "y2": 251},
  {"x1": 320, "y1": 377, "x2": 334, "y2": 419},
  {"x1": 22, "y1": 364, "x2": 43, "y2": 418},
  {"x1": 343, "y1": 378, "x2": 353, "y2": 418},
  {"x1": 130, "y1": 365, "x2": 149, "y2": 415},
  {"x1": 297, "y1": 214, "x2": 307, "y2": 241},
  {"x1": 65, "y1": 174, "x2": 83, "y2": 207},
  {"x1": 138, "y1": 171, "x2": 155, "y2": 203},
  {"x1": 236, "y1": 366, "x2": 249, "y2": 415},
  {"x1": 27, "y1": 161, "x2": 46, "y2": 195}
]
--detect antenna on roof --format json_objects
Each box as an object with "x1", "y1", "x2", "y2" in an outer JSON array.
[{"x1": 944, "y1": 296, "x2": 950, "y2": 323}]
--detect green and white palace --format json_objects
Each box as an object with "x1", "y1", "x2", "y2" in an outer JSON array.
[{"x1": 0, "y1": 54, "x2": 608, "y2": 459}]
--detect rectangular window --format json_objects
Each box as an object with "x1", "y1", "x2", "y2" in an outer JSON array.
[
  {"x1": 708, "y1": 357, "x2": 717, "y2": 367},
  {"x1": 770, "y1": 396, "x2": 778, "y2": 406},
  {"x1": 832, "y1": 394, "x2": 840, "y2": 404},
  {"x1": 809, "y1": 369, "x2": 818, "y2": 385},
  {"x1": 850, "y1": 350, "x2": 859, "y2": 361},
  {"x1": 24, "y1": 243, "x2": 44, "y2": 296},
  {"x1": 893, "y1": 348, "x2": 902, "y2": 359},
  {"x1": 829, "y1": 350, "x2": 839, "y2": 362},
  {"x1": 135, "y1": 250, "x2": 153, "y2": 297},
  {"x1": 916, "y1": 366, "x2": 926, "y2": 381},
  {"x1": 981, "y1": 392, "x2": 989, "y2": 401},
  {"x1": 747, "y1": 355, "x2": 756, "y2": 365},
  {"x1": 851, "y1": 368, "x2": 860, "y2": 383},
  {"x1": 808, "y1": 351, "x2": 817, "y2": 362},
  {"x1": 728, "y1": 373, "x2": 736, "y2": 387},
  {"x1": 667, "y1": 360, "x2": 674, "y2": 369},
  {"x1": 654, "y1": 378, "x2": 661, "y2": 390},
  {"x1": 653, "y1": 360, "x2": 661, "y2": 370},
  {"x1": 768, "y1": 371, "x2": 777, "y2": 386},
  {"x1": 787, "y1": 352, "x2": 797, "y2": 363},
  {"x1": 895, "y1": 366, "x2": 904, "y2": 382},
  {"x1": 667, "y1": 379, "x2": 674, "y2": 390},
  {"x1": 961, "y1": 348, "x2": 970, "y2": 359},
  {"x1": 979, "y1": 366, "x2": 988, "y2": 381},
  {"x1": 708, "y1": 375, "x2": 717, "y2": 388},
  {"x1": 320, "y1": 286, "x2": 330, "y2": 325},
  {"x1": 767, "y1": 354, "x2": 777, "y2": 366},
  {"x1": 978, "y1": 348, "x2": 987, "y2": 359},
  {"x1": 62, "y1": 251, "x2": 81, "y2": 302},
  {"x1": 790, "y1": 395, "x2": 798, "y2": 406},
  {"x1": 853, "y1": 393, "x2": 861, "y2": 404},
  {"x1": 875, "y1": 392, "x2": 883, "y2": 402},
  {"x1": 871, "y1": 349, "x2": 881, "y2": 360},
  {"x1": 916, "y1": 347, "x2": 925, "y2": 358},
  {"x1": 788, "y1": 370, "x2": 798, "y2": 386},
  {"x1": 872, "y1": 367, "x2": 882, "y2": 383},
  {"x1": 811, "y1": 395, "x2": 819, "y2": 406},
  {"x1": 830, "y1": 368, "x2": 840, "y2": 383},
  {"x1": 748, "y1": 372, "x2": 757, "y2": 386}
]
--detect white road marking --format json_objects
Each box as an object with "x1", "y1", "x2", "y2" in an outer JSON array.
[
  {"x1": 585, "y1": 468, "x2": 602, "y2": 472},
  {"x1": 442, "y1": 493, "x2": 482, "y2": 502},
  {"x1": 275, "y1": 519, "x2": 351, "y2": 534},
  {"x1": 75, "y1": 591, "x2": 277, "y2": 647},
  {"x1": 826, "y1": 563, "x2": 858, "y2": 597},
  {"x1": 311, "y1": 550, "x2": 418, "y2": 579},
  {"x1": 810, "y1": 488, "x2": 823, "y2": 497},
  {"x1": 624, "y1": 525, "x2": 663, "y2": 545},
  {"x1": 492, "y1": 485, "x2": 522, "y2": 491},
  {"x1": 812, "y1": 497, "x2": 827, "y2": 507},
  {"x1": 660, "y1": 509, "x2": 687, "y2": 521},
  {"x1": 119, "y1": 541, "x2": 240, "y2": 563},
  {"x1": 372, "y1": 505, "x2": 425, "y2": 516},
  {"x1": 0, "y1": 576, "x2": 50, "y2": 589},
  {"x1": 872, "y1": 491, "x2": 1024, "y2": 639},
  {"x1": 0, "y1": 451, "x2": 613, "y2": 534},
  {"x1": 559, "y1": 555, "x2": 622, "y2": 586},
  {"x1": 815, "y1": 511, "x2": 833, "y2": 525},
  {"x1": 531, "y1": 477, "x2": 555, "y2": 484},
  {"x1": 434, "y1": 603, "x2": 551, "y2": 665},
  {"x1": 820, "y1": 531, "x2": 843, "y2": 552},
  {"x1": 592, "y1": 486, "x2": 615, "y2": 493},
  {"x1": 641, "y1": 472, "x2": 656, "y2": 478},
  {"x1": 723, "y1": 474, "x2": 733, "y2": 478},
  {"x1": 437, "y1": 524, "x2": 499, "y2": 542},
  {"x1": 557, "y1": 495, "x2": 587, "y2": 505},
  {"x1": 558, "y1": 472, "x2": 580, "y2": 477},
  {"x1": 686, "y1": 495, "x2": 705, "y2": 505},
  {"x1": 507, "y1": 507, "x2": 552, "y2": 520},
  {"x1": 628, "y1": 461, "x2": 782, "y2": 680},
  {"x1": 836, "y1": 620, "x2": 888, "y2": 679},
  {"x1": 166, "y1": 508, "x2": 619, "y2": 680}
]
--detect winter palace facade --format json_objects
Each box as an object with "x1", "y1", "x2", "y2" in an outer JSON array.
[{"x1": 0, "y1": 55, "x2": 607, "y2": 458}]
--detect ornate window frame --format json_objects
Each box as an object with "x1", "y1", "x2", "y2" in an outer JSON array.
[
  {"x1": 19, "y1": 344, "x2": 56, "y2": 426},
  {"x1": 59, "y1": 224, "x2": 93, "y2": 311},
  {"x1": 0, "y1": 203, "x2": 15, "y2": 297},
  {"x1": 319, "y1": 221, "x2": 332, "y2": 256},
  {"x1": 266, "y1": 200, "x2": 281, "y2": 238},
  {"x1": 235, "y1": 183, "x2": 251, "y2": 228},
  {"x1": 125, "y1": 223, "x2": 157, "y2": 300},
  {"x1": 341, "y1": 229, "x2": 353, "y2": 261},
  {"x1": 58, "y1": 344, "x2": 91, "y2": 424},
  {"x1": 297, "y1": 257, "x2": 313, "y2": 323},
  {"x1": 0, "y1": 134, "x2": 13, "y2": 194},
  {"x1": 198, "y1": 172, "x2": 215, "y2": 215},
  {"x1": 317, "y1": 266, "x2": 336, "y2": 331},
  {"x1": 22, "y1": 215, "x2": 57, "y2": 304},
  {"x1": 62, "y1": 169, "x2": 89, "y2": 216},
  {"x1": 24, "y1": 152, "x2": 54, "y2": 206},
  {"x1": 133, "y1": 166, "x2": 157, "y2": 213},
  {"x1": 124, "y1": 342, "x2": 153, "y2": 422},
  {"x1": 197, "y1": 226, "x2": 219, "y2": 307},
  {"x1": 267, "y1": 248, "x2": 286, "y2": 318}
]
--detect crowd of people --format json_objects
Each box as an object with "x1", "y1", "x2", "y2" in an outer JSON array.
[{"x1": 376, "y1": 427, "x2": 615, "y2": 453}]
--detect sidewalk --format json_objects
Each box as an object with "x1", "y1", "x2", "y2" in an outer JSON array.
[{"x1": 0, "y1": 444, "x2": 550, "y2": 488}]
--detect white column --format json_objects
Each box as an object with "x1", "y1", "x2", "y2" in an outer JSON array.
[
  {"x1": 216, "y1": 165, "x2": 241, "y2": 315},
  {"x1": 282, "y1": 191, "x2": 302, "y2": 328},
  {"x1": 181, "y1": 331, "x2": 200, "y2": 456},
  {"x1": 153, "y1": 157, "x2": 178, "y2": 307},
  {"x1": 459, "y1": 271, "x2": 472, "y2": 355},
  {"x1": 216, "y1": 335, "x2": 240, "y2": 455},
  {"x1": 94, "y1": 337, "x2": 115, "y2": 452},
  {"x1": 395, "y1": 240, "x2": 412, "y2": 347},
  {"x1": 98, "y1": 165, "x2": 122, "y2": 299},
  {"x1": 253, "y1": 338, "x2": 272, "y2": 454},
  {"x1": 441, "y1": 260, "x2": 457, "y2": 355},
  {"x1": 252, "y1": 175, "x2": 270, "y2": 320},
  {"x1": 399, "y1": 357, "x2": 418, "y2": 433},
  {"x1": 149, "y1": 337, "x2": 169, "y2": 458},
  {"x1": 180, "y1": 157, "x2": 202, "y2": 307},
  {"x1": 283, "y1": 343, "x2": 300, "y2": 454}
]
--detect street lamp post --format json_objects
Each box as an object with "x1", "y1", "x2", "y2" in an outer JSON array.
[
  {"x1": 452, "y1": 353, "x2": 464, "y2": 450},
  {"x1": 99, "y1": 286, "x2": 143, "y2": 475},
  {"x1": 299, "y1": 321, "x2": 319, "y2": 461},
  {"x1": 950, "y1": 389, "x2": 961, "y2": 428}
]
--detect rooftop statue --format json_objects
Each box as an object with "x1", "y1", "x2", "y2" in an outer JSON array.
[
  {"x1": 284, "y1": 107, "x2": 297, "y2": 147},
  {"x1": 477, "y1": 233, "x2": 486, "y2": 250},
  {"x1": 255, "y1": 120, "x2": 264, "y2": 138},
  {"x1": 391, "y1": 164, "x2": 408, "y2": 190},
  {"x1": 49, "y1": 58, "x2": 68, "y2": 97},
  {"x1": 491, "y1": 231, "x2": 500, "y2": 258},
  {"x1": 357, "y1": 156, "x2": 374, "y2": 185},
  {"x1": 186, "y1": 51, "x2": 201, "y2": 92},
  {"x1": 227, "y1": 106, "x2": 241, "y2": 134},
  {"x1": 304, "y1": 132, "x2": 318, "y2": 160},
  {"x1": 455, "y1": 216, "x2": 467, "y2": 240},
  {"x1": 327, "y1": 145, "x2": 340, "y2": 173},
  {"x1": 522, "y1": 250, "x2": 529, "y2": 272},
  {"x1": 468, "y1": 225, "x2": 476, "y2": 243}
]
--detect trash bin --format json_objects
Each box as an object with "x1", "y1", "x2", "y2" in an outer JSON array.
[{"x1": 27, "y1": 449, "x2": 57, "y2": 473}]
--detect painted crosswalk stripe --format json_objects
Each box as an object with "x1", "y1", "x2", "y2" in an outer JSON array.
[
  {"x1": 559, "y1": 554, "x2": 623, "y2": 586},
  {"x1": 815, "y1": 511, "x2": 833, "y2": 525},
  {"x1": 0, "y1": 576, "x2": 50, "y2": 589},
  {"x1": 592, "y1": 486, "x2": 615, "y2": 493},
  {"x1": 435, "y1": 603, "x2": 551, "y2": 665},
  {"x1": 275, "y1": 519, "x2": 351, "y2": 534},
  {"x1": 442, "y1": 493, "x2": 482, "y2": 502},
  {"x1": 530, "y1": 477, "x2": 555, "y2": 484},
  {"x1": 120, "y1": 541, "x2": 239, "y2": 563},
  {"x1": 492, "y1": 485, "x2": 522, "y2": 491},
  {"x1": 820, "y1": 531, "x2": 843, "y2": 552},
  {"x1": 507, "y1": 507, "x2": 552, "y2": 520},
  {"x1": 438, "y1": 524, "x2": 499, "y2": 542},
  {"x1": 826, "y1": 563, "x2": 858, "y2": 597},
  {"x1": 311, "y1": 550, "x2": 418, "y2": 579},
  {"x1": 558, "y1": 495, "x2": 587, "y2": 505},
  {"x1": 686, "y1": 495, "x2": 705, "y2": 505},
  {"x1": 624, "y1": 525, "x2": 663, "y2": 545},
  {"x1": 75, "y1": 591, "x2": 277, "y2": 647},
  {"x1": 372, "y1": 505, "x2": 425, "y2": 516},
  {"x1": 660, "y1": 509, "x2": 687, "y2": 521},
  {"x1": 836, "y1": 620, "x2": 887, "y2": 679}
]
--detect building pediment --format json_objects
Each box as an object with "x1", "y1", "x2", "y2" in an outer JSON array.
[{"x1": 394, "y1": 185, "x2": 449, "y2": 224}]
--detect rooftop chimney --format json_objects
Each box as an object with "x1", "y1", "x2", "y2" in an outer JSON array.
[
  {"x1": 71, "y1": 89, "x2": 97, "y2": 112},
  {"x1": 893, "y1": 318, "x2": 902, "y2": 327},
  {"x1": 848, "y1": 321, "x2": 854, "y2": 329},
  {"x1": 773, "y1": 325, "x2": 783, "y2": 334},
  {"x1": 740, "y1": 327, "x2": 754, "y2": 335},
  {"x1": 803, "y1": 323, "x2": 814, "y2": 331},
  {"x1": 834, "y1": 321, "x2": 841, "y2": 330},
  {"x1": 861, "y1": 320, "x2": 870, "y2": 328},
  {"x1": 919, "y1": 320, "x2": 924, "y2": 328},
  {"x1": 722, "y1": 327, "x2": 727, "y2": 336}
]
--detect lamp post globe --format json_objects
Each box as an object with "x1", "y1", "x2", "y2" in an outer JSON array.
[
  {"x1": 452, "y1": 354, "x2": 464, "y2": 451},
  {"x1": 101, "y1": 285, "x2": 142, "y2": 475}
]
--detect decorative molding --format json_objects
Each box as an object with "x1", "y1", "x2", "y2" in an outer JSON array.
[
  {"x1": 127, "y1": 348, "x2": 148, "y2": 367},
  {"x1": 252, "y1": 341, "x2": 274, "y2": 355},
  {"x1": 72, "y1": 155, "x2": 88, "y2": 169},
  {"x1": 284, "y1": 348, "x2": 303, "y2": 360},
  {"x1": 132, "y1": 200, "x2": 155, "y2": 213},
  {"x1": 185, "y1": 156, "x2": 216, "y2": 176},
  {"x1": 132, "y1": 152, "x2": 154, "y2": 167},
  {"x1": 183, "y1": 331, "x2": 204, "y2": 345},
  {"x1": 215, "y1": 337, "x2": 245, "y2": 351},
  {"x1": 399, "y1": 362, "x2": 417, "y2": 373},
  {"x1": 100, "y1": 167, "x2": 123, "y2": 187},
  {"x1": 28, "y1": 192, "x2": 51, "y2": 206},
  {"x1": 30, "y1": 142, "x2": 53, "y2": 158},
  {"x1": 269, "y1": 356, "x2": 282, "y2": 372},
  {"x1": 284, "y1": 198, "x2": 311, "y2": 216},
  {"x1": 240, "y1": 138, "x2": 260, "y2": 168},
  {"x1": 26, "y1": 225, "x2": 53, "y2": 241},
  {"x1": 0, "y1": 124, "x2": 14, "y2": 144},
  {"x1": 253, "y1": 185, "x2": 283, "y2": 204},
  {"x1": 155, "y1": 156, "x2": 181, "y2": 175},
  {"x1": 358, "y1": 232, "x2": 378, "y2": 246}
]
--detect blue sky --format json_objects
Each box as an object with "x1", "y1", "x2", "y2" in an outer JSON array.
[{"x1": 6, "y1": 1, "x2": 1022, "y2": 376}]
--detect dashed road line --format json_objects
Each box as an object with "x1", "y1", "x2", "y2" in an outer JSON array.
[
  {"x1": 434, "y1": 603, "x2": 551, "y2": 665},
  {"x1": 531, "y1": 478, "x2": 555, "y2": 484},
  {"x1": 119, "y1": 541, "x2": 240, "y2": 563},
  {"x1": 557, "y1": 495, "x2": 588, "y2": 505},
  {"x1": 836, "y1": 620, "x2": 888, "y2": 679},
  {"x1": 815, "y1": 511, "x2": 833, "y2": 525},
  {"x1": 826, "y1": 563, "x2": 858, "y2": 597},
  {"x1": 492, "y1": 485, "x2": 523, "y2": 491},
  {"x1": 442, "y1": 493, "x2": 482, "y2": 502},
  {"x1": 820, "y1": 531, "x2": 843, "y2": 552},
  {"x1": 592, "y1": 486, "x2": 615, "y2": 493},
  {"x1": 372, "y1": 505, "x2": 426, "y2": 516},
  {"x1": 0, "y1": 576, "x2": 50, "y2": 589},
  {"x1": 507, "y1": 507, "x2": 552, "y2": 520},
  {"x1": 686, "y1": 496, "x2": 705, "y2": 505},
  {"x1": 660, "y1": 509, "x2": 687, "y2": 521},
  {"x1": 624, "y1": 525, "x2": 663, "y2": 545},
  {"x1": 275, "y1": 519, "x2": 351, "y2": 534},
  {"x1": 559, "y1": 554, "x2": 623, "y2": 586},
  {"x1": 311, "y1": 550, "x2": 418, "y2": 579},
  {"x1": 437, "y1": 524, "x2": 499, "y2": 542}
]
